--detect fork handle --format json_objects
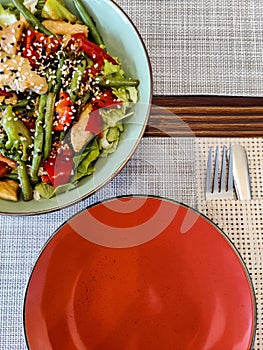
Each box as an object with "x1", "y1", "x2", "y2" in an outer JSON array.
[{"x1": 232, "y1": 145, "x2": 252, "y2": 200}]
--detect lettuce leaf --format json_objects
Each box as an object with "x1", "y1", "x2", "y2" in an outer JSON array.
[
  {"x1": 35, "y1": 182, "x2": 75, "y2": 199},
  {"x1": 99, "y1": 122, "x2": 125, "y2": 157},
  {"x1": 103, "y1": 60, "x2": 124, "y2": 78},
  {"x1": 34, "y1": 0, "x2": 46, "y2": 17},
  {"x1": 0, "y1": 4, "x2": 18, "y2": 25},
  {"x1": 23, "y1": 0, "x2": 38, "y2": 13},
  {"x1": 111, "y1": 86, "x2": 138, "y2": 104},
  {"x1": 72, "y1": 137, "x2": 100, "y2": 182},
  {"x1": 102, "y1": 60, "x2": 138, "y2": 133},
  {"x1": 100, "y1": 104, "x2": 133, "y2": 128},
  {"x1": 126, "y1": 87, "x2": 138, "y2": 103},
  {"x1": 41, "y1": 0, "x2": 77, "y2": 22}
]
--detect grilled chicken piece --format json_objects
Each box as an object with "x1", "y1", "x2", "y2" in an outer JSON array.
[
  {"x1": 0, "y1": 161, "x2": 11, "y2": 178},
  {"x1": 71, "y1": 104, "x2": 93, "y2": 152},
  {"x1": 0, "y1": 153, "x2": 17, "y2": 169},
  {"x1": 42, "y1": 20, "x2": 88, "y2": 37},
  {"x1": 0, "y1": 92, "x2": 17, "y2": 105},
  {"x1": 4, "y1": 92, "x2": 18, "y2": 105},
  {"x1": 0, "y1": 21, "x2": 25, "y2": 55},
  {"x1": 0, "y1": 179, "x2": 20, "y2": 201},
  {"x1": 0, "y1": 52, "x2": 48, "y2": 94}
]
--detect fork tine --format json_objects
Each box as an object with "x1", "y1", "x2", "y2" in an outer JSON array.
[
  {"x1": 213, "y1": 146, "x2": 219, "y2": 193},
  {"x1": 206, "y1": 147, "x2": 213, "y2": 193},
  {"x1": 205, "y1": 145, "x2": 234, "y2": 200},
  {"x1": 220, "y1": 146, "x2": 227, "y2": 192},
  {"x1": 228, "y1": 145, "x2": 234, "y2": 192}
]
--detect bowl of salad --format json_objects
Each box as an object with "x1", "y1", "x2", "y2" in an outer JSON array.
[{"x1": 0, "y1": 0, "x2": 152, "y2": 214}]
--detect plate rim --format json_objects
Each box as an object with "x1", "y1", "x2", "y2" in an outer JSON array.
[{"x1": 23, "y1": 194, "x2": 257, "y2": 349}]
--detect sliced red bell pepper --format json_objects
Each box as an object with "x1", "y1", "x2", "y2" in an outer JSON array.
[
  {"x1": 86, "y1": 110, "x2": 103, "y2": 135},
  {"x1": 85, "y1": 89, "x2": 122, "y2": 134},
  {"x1": 0, "y1": 89, "x2": 11, "y2": 97},
  {"x1": 0, "y1": 161, "x2": 11, "y2": 178},
  {"x1": 69, "y1": 33, "x2": 118, "y2": 77},
  {"x1": 41, "y1": 174, "x2": 52, "y2": 185},
  {"x1": 21, "y1": 116, "x2": 36, "y2": 131},
  {"x1": 43, "y1": 143, "x2": 74, "y2": 188},
  {"x1": 22, "y1": 29, "x2": 61, "y2": 68},
  {"x1": 91, "y1": 88, "x2": 122, "y2": 110},
  {"x1": 53, "y1": 91, "x2": 74, "y2": 131}
]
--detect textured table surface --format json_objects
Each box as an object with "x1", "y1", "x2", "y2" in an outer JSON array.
[
  {"x1": 1, "y1": 137, "x2": 262, "y2": 349},
  {"x1": 1, "y1": 138, "x2": 197, "y2": 349},
  {"x1": 1, "y1": 0, "x2": 263, "y2": 349},
  {"x1": 116, "y1": 0, "x2": 263, "y2": 96}
]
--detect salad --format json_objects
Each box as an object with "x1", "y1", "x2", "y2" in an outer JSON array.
[{"x1": 0, "y1": 0, "x2": 139, "y2": 202}]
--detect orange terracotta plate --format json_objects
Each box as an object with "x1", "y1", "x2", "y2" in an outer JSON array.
[{"x1": 24, "y1": 196, "x2": 256, "y2": 350}]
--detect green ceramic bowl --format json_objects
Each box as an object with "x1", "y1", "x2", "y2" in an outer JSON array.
[{"x1": 0, "y1": 0, "x2": 152, "y2": 215}]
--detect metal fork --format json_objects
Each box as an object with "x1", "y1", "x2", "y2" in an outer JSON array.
[{"x1": 205, "y1": 145, "x2": 234, "y2": 200}]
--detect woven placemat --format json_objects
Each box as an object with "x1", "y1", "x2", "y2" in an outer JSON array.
[
  {"x1": 196, "y1": 138, "x2": 263, "y2": 349},
  {"x1": 116, "y1": 0, "x2": 263, "y2": 96}
]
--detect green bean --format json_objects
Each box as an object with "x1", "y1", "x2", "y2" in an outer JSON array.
[
  {"x1": 47, "y1": 67, "x2": 54, "y2": 92},
  {"x1": 73, "y1": 0, "x2": 104, "y2": 46},
  {"x1": 0, "y1": 147, "x2": 20, "y2": 162},
  {"x1": 53, "y1": 55, "x2": 65, "y2": 96},
  {"x1": 59, "y1": 130, "x2": 67, "y2": 141},
  {"x1": 11, "y1": 0, "x2": 54, "y2": 36},
  {"x1": 15, "y1": 99, "x2": 30, "y2": 108},
  {"x1": 0, "y1": 99, "x2": 29, "y2": 111},
  {"x1": 34, "y1": 0, "x2": 45, "y2": 18},
  {"x1": 17, "y1": 160, "x2": 33, "y2": 201},
  {"x1": 43, "y1": 92, "x2": 55, "y2": 160},
  {"x1": 95, "y1": 76, "x2": 140, "y2": 88},
  {"x1": 1, "y1": 105, "x2": 32, "y2": 162},
  {"x1": 0, "y1": 104, "x2": 12, "y2": 111},
  {"x1": 82, "y1": 92, "x2": 91, "y2": 105},
  {"x1": 31, "y1": 94, "x2": 47, "y2": 183},
  {"x1": 4, "y1": 173, "x2": 19, "y2": 181},
  {"x1": 75, "y1": 91, "x2": 91, "y2": 119},
  {"x1": 69, "y1": 58, "x2": 86, "y2": 103}
]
